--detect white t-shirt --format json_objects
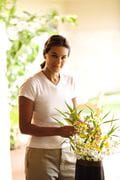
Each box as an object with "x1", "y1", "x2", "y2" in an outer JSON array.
[{"x1": 19, "y1": 71, "x2": 77, "y2": 149}]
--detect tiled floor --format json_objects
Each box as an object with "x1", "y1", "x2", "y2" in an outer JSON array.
[{"x1": 11, "y1": 146, "x2": 120, "y2": 180}]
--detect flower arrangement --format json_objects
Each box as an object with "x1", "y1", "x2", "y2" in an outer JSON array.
[{"x1": 55, "y1": 103, "x2": 120, "y2": 162}]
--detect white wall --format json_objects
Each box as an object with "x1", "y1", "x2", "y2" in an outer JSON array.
[{"x1": 0, "y1": 22, "x2": 12, "y2": 180}]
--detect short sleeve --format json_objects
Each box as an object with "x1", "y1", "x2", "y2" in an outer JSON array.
[{"x1": 19, "y1": 78, "x2": 36, "y2": 101}]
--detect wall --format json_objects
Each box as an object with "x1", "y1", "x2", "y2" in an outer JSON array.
[{"x1": 0, "y1": 23, "x2": 12, "y2": 180}]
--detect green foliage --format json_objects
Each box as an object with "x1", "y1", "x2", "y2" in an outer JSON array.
[
  {"x1": 61, "y1": 15, "x2": 78, "y2": 25},
  {"x1": 0, "y1": 0, "x2": 17, "y2": 25},
  {"x1": 10, "y1": 105, "x2": 18, "y2": 125},
  {"x1": 10, "y1": 126, "x2": 18, "y2": 150},
  {"x1": 10, "y1": 105, "x2": 19, "y2": 150}
]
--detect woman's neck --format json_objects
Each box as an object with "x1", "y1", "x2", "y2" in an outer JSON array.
[{"x1": 42, "y1": 68, "x2": 60, "y2": 85}]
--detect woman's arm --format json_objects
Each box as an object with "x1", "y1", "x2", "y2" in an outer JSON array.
[{"x1": 19, "y1": 96, "x2": 76, "y2": 137}]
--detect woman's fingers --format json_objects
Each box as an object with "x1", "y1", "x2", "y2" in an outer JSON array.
[{"x1": 60, "y1": 126, "x2": 76, "y2": 137}]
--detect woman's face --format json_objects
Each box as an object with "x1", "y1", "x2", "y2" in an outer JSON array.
[{"x1": 44, "y1": 46, "x2": 69, "y2": 73}]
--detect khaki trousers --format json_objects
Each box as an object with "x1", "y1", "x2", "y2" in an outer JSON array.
[{"x1": 25, "y1": 147, "x2": 76, "y2": 180}]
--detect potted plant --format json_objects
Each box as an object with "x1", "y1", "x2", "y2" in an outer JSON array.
[{"x1": 54, "y1": 103, "x2": 120, "y2": 180}]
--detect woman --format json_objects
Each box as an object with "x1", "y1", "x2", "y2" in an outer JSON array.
[{"x1": 19, "y1": 35, "x2": 78, "y2": 180}]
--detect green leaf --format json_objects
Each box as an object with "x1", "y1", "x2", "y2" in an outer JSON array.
[
  {"x1": 64, "y1": 118, "x2": 73, "y2": 125},
  {"x1": 107, "y1": 126, "x2": 118, "y2": 136},
  {"x1": 65, "y1": 102, "x2": 73, "y2": 113},
  {"x1": 102, "y1": 119, "x2": 119, "y2": 124},
  {"x1": 56, "y1": 108, "x2": 68, "y2": 118},
  {"x1": 9, "y1": 6, "x2": 16, "y2": 17},
  {"x1": 102, "y1": 111, "x2": 110, "y2": 120},
  {"x1": 52, "y1": 117, "x2": 64, "y2": 126}
]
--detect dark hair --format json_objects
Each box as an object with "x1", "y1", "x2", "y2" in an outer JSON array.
[
  {"x1": 40, "y1": 34, "x2": 70, "y2": 69},
  {"x1": 40, "y1": 61, "x2": 46, "y2": 69}
]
